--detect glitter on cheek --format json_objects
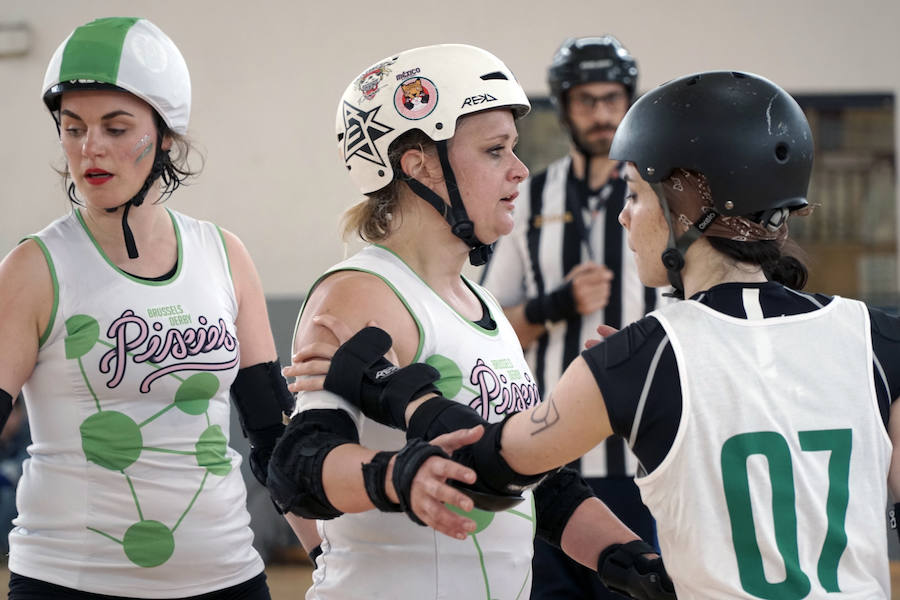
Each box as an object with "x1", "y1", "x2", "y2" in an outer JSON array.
[{"x1": 132, "y1": 134, "x2": 154, "y2": 164}]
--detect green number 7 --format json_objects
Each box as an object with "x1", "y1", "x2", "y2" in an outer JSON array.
[{"x1": 721, "y1": 429, "x2": 851, "y2": 599}]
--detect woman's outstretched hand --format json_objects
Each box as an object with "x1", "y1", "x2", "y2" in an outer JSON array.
[{"x1": 584, "y1": 324, "x2": 619, "y2": 349}]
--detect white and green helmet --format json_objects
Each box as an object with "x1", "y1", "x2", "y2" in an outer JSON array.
[
  {"x1": 42, "y1": 17, "x2": 191, "y2": 134},
  {"x1": 336, "y1": 43, "x2": 530, "y2": 195}
]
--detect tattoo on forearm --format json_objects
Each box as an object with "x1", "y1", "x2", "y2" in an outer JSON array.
[{"x1": 530, "y1": 394, "x2": 560, "y2": 435}]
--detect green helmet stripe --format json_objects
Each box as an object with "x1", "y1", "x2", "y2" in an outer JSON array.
[{"x1": 58, "y1": 17, "x2": 140, "y2": 84}]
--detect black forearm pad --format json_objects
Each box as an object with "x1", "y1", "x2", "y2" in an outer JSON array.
[
  {"x1": 524, "y1": 280, "x2": 577, "y2": 324},
  {"x1": 0, "y1": 389, "x2": 12, "y2": 434},
  {"x1": 323, "y1": 327, "x2": 440, "y2": 429},
  {"x1": 267, "y1": 409, "x2": 359, "y2": 519},
  {"x1": 451, "y1": 416, "x2": 550, "y2": 498},
  {"x1": 230, "y1": 360, "x2": 294, "y2": 437},
  {"x1": 375, "y1": 363, "x2": 441, "y2": 428},
  {"x1": 362, "y1": 451, "x2": 401, "y2": 512},
  {"x1": 392, "y1": 438, "x2": 450, "y2": 525},
  {"x1": 534, "y1": 467, "x2": 595, "y2": 548},
  {"x1": 598, "y1": 540, "x2": 676, "y2": 600},
  {"x1": 407, "y1": 395, "x2": 487, "y2": 441}
]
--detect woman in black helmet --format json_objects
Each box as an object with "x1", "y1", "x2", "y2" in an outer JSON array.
[
  {"x1": 0, "y1": 17, "x2": 292, "y2": 599},
  {"x1": 313, "y1": 70, "x2": 900, "y2": 599}
]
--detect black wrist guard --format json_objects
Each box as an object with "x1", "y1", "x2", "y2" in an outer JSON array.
[
  {"x1": 407, "y1": 394, "x2": 487, "y2": 441},
  {"x1": 524, "y1": 280, "x2": 577, "y2": 324},
  {"x1": 230, "y1": 360, "x2": 294, "y2": 486},
  {"x1": 363, "y1": 451, "x2": 401, "y2": 512},
  {"x1": 391, "y1": 438, "x2": 449, "y2": 526},
  {"x1": 598, "y1": 540, "x2": 676, "y2": 600},
  {"x1": 534, "y1": 467, "x2": 595, "y2": 548},
  {"x1": 323, "y1": 327, "x2": 441, "y2": 429},
  {"x1": 450, "y1": 415, "x2": 550, "y2": 511}
]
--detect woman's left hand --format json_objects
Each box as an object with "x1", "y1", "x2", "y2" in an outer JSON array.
[
  {"x1": 282, "y1": 339, "x2": 335, "y2": 394},
  {"x1": 584, "y1": 324, "x2": 619, "y2": 349}
]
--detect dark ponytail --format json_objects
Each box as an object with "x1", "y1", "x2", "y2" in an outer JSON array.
[{"x1": 707, "y1": 237, "x2": 809, "y2": 290}]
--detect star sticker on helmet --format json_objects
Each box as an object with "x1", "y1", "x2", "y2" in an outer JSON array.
[{"x1": 342, "y1": 102, "x2": 395, "y2": 167}]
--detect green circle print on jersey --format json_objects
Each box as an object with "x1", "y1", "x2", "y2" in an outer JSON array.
[{"x1": 66, "y1": 313, "x2": 234, "y2": 568}]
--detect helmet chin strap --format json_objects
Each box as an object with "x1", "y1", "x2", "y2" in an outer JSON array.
[
  {"x1": 402, "y1": 139, "x2": 493, "y2": 267},
  {"x1": 104, "y1": 133, "x2": 168, "y2": 260},
  {"x1": 650, "y1": 182, "x2": 719, "y2": 300}
]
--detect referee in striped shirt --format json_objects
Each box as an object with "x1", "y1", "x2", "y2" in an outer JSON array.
[{"x1": 480, "y1": 35, "x2": 661, "y2": 599}]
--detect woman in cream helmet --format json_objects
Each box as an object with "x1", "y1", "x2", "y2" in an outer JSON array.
[
  {"x1": 271, "y1": 44, "x2": 665, "y2": 600},
  {"x1": 2, "y1": 17, "x2": 293, "y2": 599},
  {"x1": 315, "y1": 69, "x2": 900, "y2": 599}
]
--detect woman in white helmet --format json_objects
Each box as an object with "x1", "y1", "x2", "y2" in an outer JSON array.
[
  {"x1": 270, "y1": 44, "x2": 672, "y2": 600},
  {"x1": 313, "y1": 70, "x2": 900, "y2": 598},
  {"x1": 0, "y1": 17, "x2": 294, "y2": 599}
]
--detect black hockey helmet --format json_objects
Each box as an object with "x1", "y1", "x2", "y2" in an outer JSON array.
[
  {"x1": 610, "y1": 70, "x2": 813, "y2": 217},
  {"x1": 548, "y1": 35, "x2": 638, "y2": 111}
]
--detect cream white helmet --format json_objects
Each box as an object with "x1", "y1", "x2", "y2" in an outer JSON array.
[
  {"x1": 336, "y1": 44, "x2": 529, "y2": 265},
  {"x1": 336, "y1": 43, "x2": 530, "y2": 195}
]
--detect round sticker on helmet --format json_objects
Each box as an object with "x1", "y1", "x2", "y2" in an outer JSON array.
[
  {"x1": 394, "y1": 77, "x2": 438, "y2": 120},
  {"x1": 131, "y1": 32, "x2": 169, "y2": 73}
]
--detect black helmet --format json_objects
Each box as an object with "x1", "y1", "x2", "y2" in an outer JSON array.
[
  {"x1": 610, "y1": 70, "x2": 813, "y2": 217},
  {"x1": 547, "y1": 35, "x2": 638, "y2": 110}
]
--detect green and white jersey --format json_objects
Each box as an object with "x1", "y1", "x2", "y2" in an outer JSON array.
[
  {"x1": 298, "y1": 245, "x2": 540, "y2": 600},
  {"x1": 638, "y1": 298, "x2": 890, "y2": 599},
  {"x1": 11, "y1": 209, "x2": 263, "y2": 597}
]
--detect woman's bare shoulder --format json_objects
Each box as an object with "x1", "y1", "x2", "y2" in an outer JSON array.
[{"x1": 296, "y1": 269, "x2": 419, "y2": 364}]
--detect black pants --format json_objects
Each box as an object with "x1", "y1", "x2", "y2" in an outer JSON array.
[
  {"x1": 8, "y1": 571, "x2": 270, "y2": 600},
  {"x1": 531, "y1": 476, "x2": 657, "y2": 600}
]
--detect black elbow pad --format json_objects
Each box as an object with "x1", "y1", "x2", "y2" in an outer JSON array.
[
  {"x1": 230, "y1": 360, "x2": 295, "y2": 487},
  {"x1": 230, "y1": 360, "x2": 294, "y2": 436},
  {"x1": 534, "y1": 467, "x2": 595, "y2": 548},
  {"x1": 267, "y1": 409, "x2": 359, "y2": 519}
]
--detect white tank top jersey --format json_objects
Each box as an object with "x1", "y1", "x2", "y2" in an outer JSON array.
[
  {"x1": 297, "y1": 245, "x2": 540, "y2": 600},
  {"x1": 638, "y1": 298, "x2": 890, "y2": 599},
  {"x1": 12, "y1": 209, "x2": 263, "y2": 597}
]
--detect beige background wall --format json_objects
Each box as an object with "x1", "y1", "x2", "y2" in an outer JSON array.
[{"x1": 2, "y1": 0, "x2": 899, "y2": 297}]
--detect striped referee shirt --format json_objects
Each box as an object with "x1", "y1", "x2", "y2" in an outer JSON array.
[{"x1": 481, "y1": 154, "x2": 659, "y2": 478}]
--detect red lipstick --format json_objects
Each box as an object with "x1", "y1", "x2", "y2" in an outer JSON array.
[{"x1": 84, "y1": 168, "x2": 113, "y2": 186}]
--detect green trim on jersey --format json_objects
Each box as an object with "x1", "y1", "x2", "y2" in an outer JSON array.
[
  {"x1": 297, "y1": 267, "x2": 426, "y2": 363},
  {"x1": 21, "y1": 236, "x2": 59, "y2": 349},
  {"x1": 59, "y1": 17, "x2": 140, "y2": 84},
  {"x1": 373, "y1": 244, "x2": 500, "y2": 337},
  {"x1": 75, "y1": 208, "x2": 184, "y2": 286},
  {"x1": 214, "y1": 225, "x2": 233, "y2": 282}
]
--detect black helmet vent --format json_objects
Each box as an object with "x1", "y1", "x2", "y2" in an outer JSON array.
[
  {"x1": 774, "y1": 143, "x2": 790, "y2": 163},
  {"x1": 481, "y1": 71, "x2": 508, "y2": 81}
]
